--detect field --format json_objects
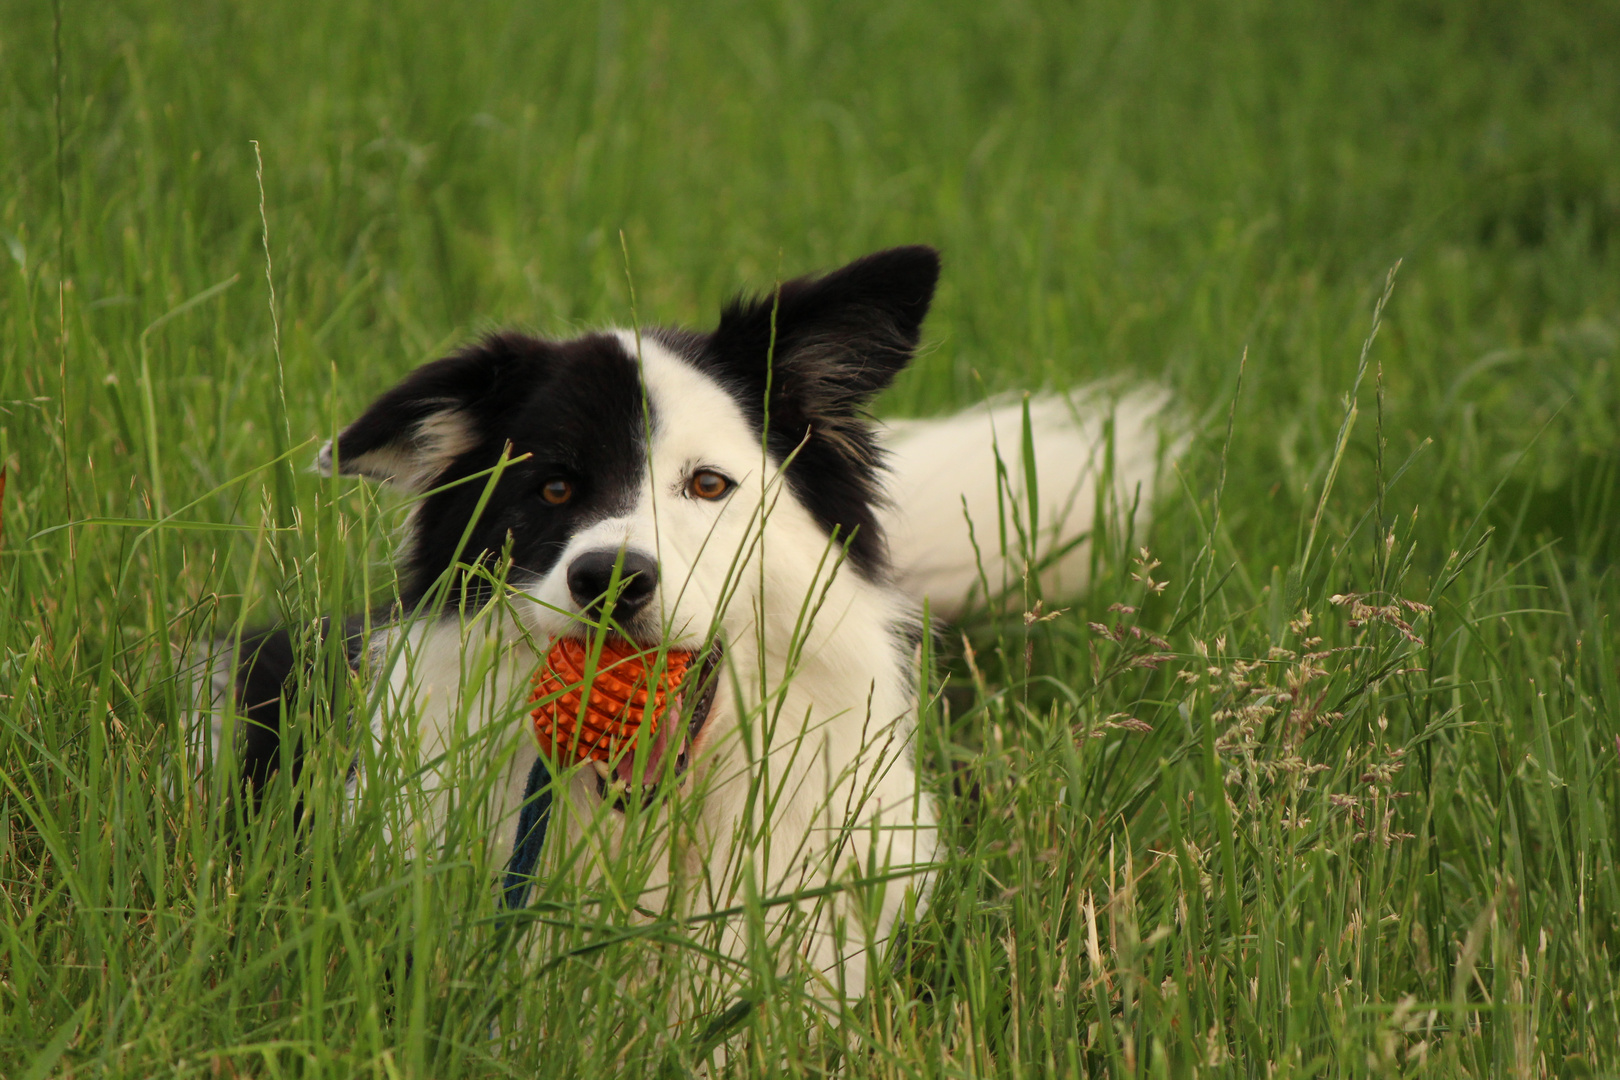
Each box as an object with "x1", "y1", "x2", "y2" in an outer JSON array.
[{"x1": 4, "y1": 0, "x2": 1620, "y2": 1075}]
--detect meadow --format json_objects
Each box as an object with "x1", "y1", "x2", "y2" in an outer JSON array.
[{"x1": 3, "y1": 0, "x2": 1619, "y2": 1075}]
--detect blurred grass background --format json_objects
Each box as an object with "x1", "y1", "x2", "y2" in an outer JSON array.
[{"x1": 3, "y1": 0, "x2": 1619, "y2": 1075}]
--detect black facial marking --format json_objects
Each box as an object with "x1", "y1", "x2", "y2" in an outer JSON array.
[
  {"x1": 658, "y1": 245, "x2": 941, "y2": 578},
  {"x1": 328, "y1": 332, "x2": 650, "y2": 609}
]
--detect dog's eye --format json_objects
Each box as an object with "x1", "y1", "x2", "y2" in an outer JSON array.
[
  {"x1": 541, "y1": 479, "x2": 573, "y2": 505},
  {"x1": 688, "y1": 470, "x2": 732, "y2": 501}
]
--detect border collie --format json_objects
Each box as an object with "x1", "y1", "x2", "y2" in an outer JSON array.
[{"x1": 206, "y1": 246, "x2": 1174, "y2": 1006}]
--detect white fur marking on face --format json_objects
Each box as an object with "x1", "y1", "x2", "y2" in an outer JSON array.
[{"x1": 515, "y1": 332, "x2": 769, "y2": 645}]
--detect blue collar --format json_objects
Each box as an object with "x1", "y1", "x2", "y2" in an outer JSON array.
[{"x1": 501, "y1": 755, "x2": 554, "y2": 910}]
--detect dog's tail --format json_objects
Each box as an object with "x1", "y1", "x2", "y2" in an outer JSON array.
[{"x1": 881, "y1": 386, "x2": 1182, "y2": 621}]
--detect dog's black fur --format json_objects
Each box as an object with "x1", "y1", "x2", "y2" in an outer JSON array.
[{"x1": 330, "y1": 332, "x2": 649, "y2": 611}]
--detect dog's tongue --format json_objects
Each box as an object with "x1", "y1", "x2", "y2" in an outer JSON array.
[{"x1": 616, "y1": 688, "x2": 679, "y2": 785}]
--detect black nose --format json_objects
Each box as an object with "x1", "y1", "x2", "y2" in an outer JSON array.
[{"x1": 566, "y1": 549, "x2": 659, "y2": 622}]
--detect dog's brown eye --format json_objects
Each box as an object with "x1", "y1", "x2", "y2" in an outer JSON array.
[
  {"x1": 541, "y1": 479, "x2": 573, "y2": 505},
  {"x1": 688, "y1": 470, "x2": 732, "y2": 501}
]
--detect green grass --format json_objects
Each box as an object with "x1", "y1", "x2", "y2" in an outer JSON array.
[{"x1": 5, "y1": 0, "x2": 1620, "y2": 1074}]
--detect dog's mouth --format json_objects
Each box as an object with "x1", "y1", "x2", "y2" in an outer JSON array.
[
  {"x1": 529, "y1": 636, "x2": 722, "y2": 809},
  {"x1": 599, "y1": 639, "x2": 721, "y2": 803}
]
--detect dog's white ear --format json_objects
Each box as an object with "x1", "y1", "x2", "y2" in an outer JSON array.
[{"x1": 321, "y1": 334, "x2": 545, "y2": 493}]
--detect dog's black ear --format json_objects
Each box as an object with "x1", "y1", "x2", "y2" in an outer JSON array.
[
  {"x1": 699, "y1": 246, "x2": 940, "y2": 575},
  {"x1": 711, "y1": 245, "x2": 940, "y2": 420},
  {"x1": 318, "y1": 333, "x2": 546, "y2": 492}
]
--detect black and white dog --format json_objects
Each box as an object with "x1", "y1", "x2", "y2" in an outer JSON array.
[{"x1": 207, "y1": 246, "x2": 1173, "y2": 1001}]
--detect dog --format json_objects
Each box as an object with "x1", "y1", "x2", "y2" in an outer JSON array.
[{"x1": 202, "y1": 245, "x2": 1174, "y2": 1009}]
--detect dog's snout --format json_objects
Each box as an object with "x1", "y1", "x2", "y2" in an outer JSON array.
[{"x1": 566, "y1": 549, "x2": 659, "y2": 621}]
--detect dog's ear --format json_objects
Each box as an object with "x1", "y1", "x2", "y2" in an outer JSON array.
[
  {"x1": 701, "y1": 246, "x2": 940, "y2": 574},
  {"x1": 318, "y1": 333, "x2": 546, "y2": 492},
  {"x1": 711, "y1": 245, "x2": 941, "y2": 419}
]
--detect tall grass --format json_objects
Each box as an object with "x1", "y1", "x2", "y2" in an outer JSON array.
[{"x1": 3, "y1": 0, "x2": 1619, "y2": 1075}]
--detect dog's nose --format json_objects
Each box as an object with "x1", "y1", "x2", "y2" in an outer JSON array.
[{"x1": 566, "y1": 549, "x2": 659, "y2": 622}]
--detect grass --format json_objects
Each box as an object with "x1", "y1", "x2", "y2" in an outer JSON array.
[{"x1": 4, "y1": 0, "x2": 1620, "y2": 1074}]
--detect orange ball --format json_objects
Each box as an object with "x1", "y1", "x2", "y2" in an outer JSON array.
[{"x1": 528, "y1": 637, "x2": 696, "y2": 766}]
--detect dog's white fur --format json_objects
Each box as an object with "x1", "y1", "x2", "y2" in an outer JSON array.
[
  {"x1": 202, "y1": 331, "x2": 1176, "y2": 1005},
  {"x1": 883, "y1": 386, "x2": 1175, "y2": 620}
]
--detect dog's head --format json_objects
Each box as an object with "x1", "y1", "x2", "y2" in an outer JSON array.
[{"x1": 320, "y1": 247, "x2": 939, "y2": 770}]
